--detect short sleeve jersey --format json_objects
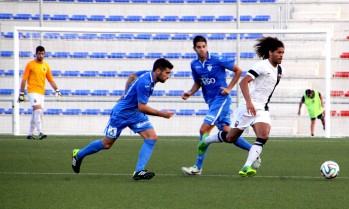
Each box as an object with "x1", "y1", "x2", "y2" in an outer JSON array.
[
  {"x1": 190, "y1": 52, "x2": 235, "y2": 104},
  {"x1": 22, "y1": 59, "x2": 54, "y2": 95},
  {"x1": 112, "y1": 71, "x2": 154, "y2": 118},
  {"x1": 243, "y1": 59, "x2": 282, "y2": 110}
]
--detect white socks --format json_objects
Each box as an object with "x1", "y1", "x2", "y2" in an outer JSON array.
[
  {"x1": 204, "y1": 133, "x2": 222, "y2": 144},
  {"x1": 244, "y1": 144, "x2": 263, "y2": 167},
  {"x1": 34, "y1": 109, "x2": 43, "y2": 134}
]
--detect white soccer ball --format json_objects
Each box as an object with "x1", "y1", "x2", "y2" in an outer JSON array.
[{"x1": 320, "y1": 161, "x2": 340, "y2": 179}]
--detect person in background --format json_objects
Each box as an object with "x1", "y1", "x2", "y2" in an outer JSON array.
[
  {"x1": 18, "y1": 46, "x2": 61, "y2": 140},
  {"x1": 298, "y1": 89, "x2": 325, "y2": 136}
]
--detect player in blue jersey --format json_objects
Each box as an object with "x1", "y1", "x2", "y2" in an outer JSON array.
[
  {"x1": 181, "y1": 35, "x2": 258, "y2": 176},
  {"x1": 71, "y1": 58, "x2": 174, "y2": 180},
  {"x1": 198, "y1": 37, "x2": 285, "y2": 177}
]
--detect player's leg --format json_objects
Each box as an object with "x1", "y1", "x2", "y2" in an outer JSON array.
[
  {"x1": 130, "y1": 116, "x2": 157, "y2": 180},
  {"x1": 181, "y1": 123, "x2": 214, "y2": 175},
  {"x1": 310, "y1": 118, "x2": 316, "y2": 136},
  {"x1": 28, "y1": 93, "x2": 45, "y2": 139},
  {"x1": 71, "y1": 117, "x2": 122, "y2": 173},
  {"x1": 132, "y1": 128, "x2": 157, "y2": 180},
  {"x1": 239, "y1": 110, "x2": 270, "y2": 177},
  {"x1": 27, "y1": 113, "x2": 36, "y2": 139},
  {"x1": 319, "y1": 113, "x2": 325, "y2": 130}
]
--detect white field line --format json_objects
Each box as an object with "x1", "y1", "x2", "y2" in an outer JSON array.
[{"x1": 0, "y1": 171, "x2": 347, "y2": 179}]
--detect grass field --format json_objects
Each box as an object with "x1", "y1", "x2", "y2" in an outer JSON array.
[{"x1": 0, "y1": 135, "x2": 348, "y2": 209}]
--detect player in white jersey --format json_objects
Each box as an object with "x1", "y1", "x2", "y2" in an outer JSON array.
[{"x1": 197, "y1": 37, "x2": 285, "y2": 177}]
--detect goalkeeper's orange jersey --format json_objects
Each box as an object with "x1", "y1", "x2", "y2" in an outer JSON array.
[{"x1": 22, "y1": 59, "x2": 54, "y2": 95}]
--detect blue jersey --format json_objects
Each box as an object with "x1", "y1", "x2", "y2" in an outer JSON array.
[
  {"x1": 191, "y1": 52, "x2": 235, "y2": 104},
  {"x1": 111, "y1": 71, "x2": 154, "y2": 118}
]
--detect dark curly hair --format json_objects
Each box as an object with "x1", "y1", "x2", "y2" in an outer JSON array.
[{"x1": 254, "y1": 37, "x2": 284, "y2": 59}]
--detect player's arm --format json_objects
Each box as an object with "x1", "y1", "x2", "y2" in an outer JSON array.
[
  {"x1": 138, "y1": 102, "x2": 174, "y2": 119},
  {"x1": 221, "y1": 64, "x2": 242, "y2": 95},
  {"x1": 116, "y1": 73, "x2": 138, "y2": 102},
  {"x1": 48, "y1": 81, "x2": 62, "y2": 100},
  {"x1": 182, "y1": 82, "x2": 201, "y2": 100},
  {"x1": 298, "y1": 96, "x2": 305, "y2": 116},
  {"x1": 239, "y1": 75, "x2": 255, "y2": 116},
  {"x1": 18, "y1": 79, "x2": 27, "y2": 102},
  {"x1": 319, "y1": 92, "x2": 324, "y2": 108},
  {"x1": 319, "y1": 92, "x2": 325, "y2": 114}
]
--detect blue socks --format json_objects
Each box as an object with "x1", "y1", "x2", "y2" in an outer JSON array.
[
  {"x1": 77, "y1": 139, "x2": 104, "y2": 160},
  {"x1": 195, "y1": 134, "x2": 207, "y2": 170},
  {"x1": 135, "y1": 139, "x2": 156, "y2": 172},
  {"x1": 233, "y1": 136, "x2": 252, "y2": 151}
]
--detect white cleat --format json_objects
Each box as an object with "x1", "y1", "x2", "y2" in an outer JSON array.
[
  {"x1": 181, "y1": 166, "x2": 202, "y2": 176},
  {"x1": 252, "y1": 157, "x2": 262, "y2": 169}
]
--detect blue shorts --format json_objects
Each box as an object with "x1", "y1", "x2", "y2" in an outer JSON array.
[
  {"x1": 103, "y1": 111, "x2": 153, "y2": 139},
  {"x1": 204, "y1": 96, "x2": 231, "y2": 130}
]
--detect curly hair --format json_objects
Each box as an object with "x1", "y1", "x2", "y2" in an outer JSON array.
[{"x1": 254, "y1": 37, "x2": 284, "y2": 59}]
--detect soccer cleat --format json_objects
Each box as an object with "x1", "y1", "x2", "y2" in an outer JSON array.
[
  {"x1": 133, "y1": 170, "x2": 155, "y2": 180},
  {"x1": 72, "y1": 149, "x2": 82, "y2": 174},
  {"x1": 197, "y1": 133, "x2": 209, "y2": 155},
  {"x1": 252, "y1": 157, "x2": 262, "y2": 169},
  {"x1": 181, "y1": 165, "x2": 202, "y2": 176},
  {"x1": 27, "y1": 135, "x2": 38, "y2": 140},
  {"x1": 38, "y1": 133, "x2": 47, "y2": 140},
  {"x1": 239, "y1": 166, "x2": 256, "y2": 177}
]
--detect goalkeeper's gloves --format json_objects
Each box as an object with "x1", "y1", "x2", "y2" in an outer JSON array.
[
  {"x1": 55, "y1": 89, "x2": 62, "y2": 101},
  {"x1": 18, "y1": 92, "x2": 25, "y2": 103}
]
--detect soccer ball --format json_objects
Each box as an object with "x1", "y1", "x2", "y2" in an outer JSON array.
[{"x1": 320, "y1": 161, "x2": 340, "y2": 179}]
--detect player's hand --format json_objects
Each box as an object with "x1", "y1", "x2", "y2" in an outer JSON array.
[
  {"x1": 17, "y1": 92, "x2": 25, "y2": 103},
  {"x1": 220, "y1": 87, "x2": 230, "y2": 95},
  {"x1": 246, "y1": 101, "x2": 256, "y2": 116},
  {"x1": 55, "y1": 89, "x2": 62, "y2": 101},
  {"x1": 181, "y1": 92, "x2": 191, "y2": 100},
  {"x1": 161, "y1": 110, "x2": 174, "y2": 119}
]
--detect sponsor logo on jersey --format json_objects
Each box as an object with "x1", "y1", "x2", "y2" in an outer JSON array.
[
  {"x1": 136, "y1": 120, "x2": 151, "y2": 128},
  {"x1": 201, "y1": 77, "x2": 216, "y2": 85}
]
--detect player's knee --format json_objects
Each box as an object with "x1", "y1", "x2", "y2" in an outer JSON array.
[{"x1": 102, "y1": 137, "x2": 115, "y2": 149}]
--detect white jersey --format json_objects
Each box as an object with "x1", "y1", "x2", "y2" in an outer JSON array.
[{"x1": 240, "y1": 59, "x2": 282, "y2": 110}]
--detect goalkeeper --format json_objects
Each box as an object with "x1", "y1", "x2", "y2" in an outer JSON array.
[{"x1": 18, "y1": 46, "x2": 61, "y2": 140}]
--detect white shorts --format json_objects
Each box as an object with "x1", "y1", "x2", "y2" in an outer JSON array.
[
  {"x1": 232, "y1": 104, "x2": 271, "y2": 130},
  {"x1": 28, "y1": 93, "x2": 45, "y2": 107}
]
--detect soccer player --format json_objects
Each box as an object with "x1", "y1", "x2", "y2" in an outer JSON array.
[
  {"x1": 181, "y1": 35, "x2": 255, "y2": 176},
  {"x1": 71, "y1": 58, "x2": 174, "y2": 180},
  {"x1": 18, "y1": 46, "x2": 61, "y2": 140},
  {"x1": 197, "y1": 37, "x2": 284, "y2": 177},
  {"x1": 298, "y1": 89, "x2": 325, "y2": 136}
]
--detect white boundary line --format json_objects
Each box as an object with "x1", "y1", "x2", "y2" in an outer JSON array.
[{"x1": 0, "y1": 171, "x2": 347, "y2": 179}]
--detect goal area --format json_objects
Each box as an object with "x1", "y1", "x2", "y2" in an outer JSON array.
[{"x1": 8, "y1": 27, "x2": 335, "y2": 137}]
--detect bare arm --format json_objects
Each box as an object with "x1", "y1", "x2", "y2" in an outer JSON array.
[
  {"x1": 19, "y1": 79, "x2": 26, "y2": 92},
  {"x1": 298, "y1": 99, "x2": 303, "y2": 116},
  {"x1": 117, "y1": 73, "x2": 138, "y2": 102},
  {"x1": 319, "y1": 93, "x2": 324, "y2": 108},
  {"x1": 239, "y1": 75, "x2": 255, "y2": 116},
  {"x1": 182, "y1": 82, "x2": 201, "y2": 100},
  {"x1": 138, "y1": 102, "x2": 174, "y2": 119},
  {"x1": 221, "y1": 64, "x2": 242, "y2": 95},
  {"x1": 49, "y1": 81, "x2": 59, "y2": 91},
  {"x1": 319, "y1": 93, "x2": 325, "y2": 114}
]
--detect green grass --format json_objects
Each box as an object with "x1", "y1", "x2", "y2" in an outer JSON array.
[{"x1": 0, "y1": 135, "x2": 348, "y2": 209}]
